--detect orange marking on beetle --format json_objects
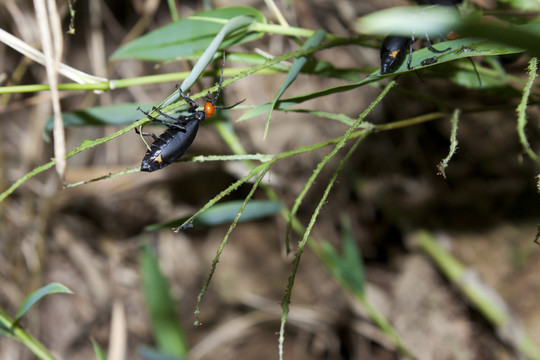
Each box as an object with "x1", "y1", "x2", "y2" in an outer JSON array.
[{"x1": 204, "y1": 102, "x2": 215, "y2": 117}]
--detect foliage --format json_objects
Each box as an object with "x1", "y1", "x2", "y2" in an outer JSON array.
[{"x1": 1, "y1": 1, "x2": 539, "y2": 359}]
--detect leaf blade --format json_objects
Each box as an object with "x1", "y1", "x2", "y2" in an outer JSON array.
[
  {"x1": 15, "y1": 282, "x2": 73, "y2": 322},
  {"x1": 139, "y1": 245, "x2": 189, "y2": 357},
  {"x1": 111, "y1": 7, "x2": 266, "y2": 61}
]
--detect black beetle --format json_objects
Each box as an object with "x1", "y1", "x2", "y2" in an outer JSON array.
[
  {"x1": 379, "y1": 0, "x2": 461, "y2": 74},
  {"x1": 136, "y1": 60, "x2": 244, "y2": 172},
  {"x1": 380, "y1": 36, "x2": 412, "y2": 75},
  {"x1": 380, "y1": 34, "x2": 451, "y2": 74}
]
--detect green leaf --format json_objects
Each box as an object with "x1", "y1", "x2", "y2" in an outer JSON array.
[
  {"x1": 15, "y1": 283, "x2": 73, "y2": 323},
  {"x1": 91, "y1": 338, "x2": 108, "y2": 360},
  {"x1": 111, "y1": 7, "x2": 266, "y2": 61},
  {"x1": 264, "y1": 30, "x2": 327, "y2": 138},
  {"x1": 196, "y1": 199, "x2": 282, "y2": 225},
  {"x1": 341, "y1": 219, "x2": 365, "y2": 294},
  {"x1": 0, "y1": 322, "x2": 11, "y2": 336},
  {"x1": 318, "y1": 217, "x2": 365, "y2": 296},
  {"x1": 445, "y1": 64, "x2": 484, "y2": 88},
  {"x1": 139, "y1": 245, "x2": 188, "y2": 357},
  {"x1": 357, "y1": 5, "x2": 461, "y2": 37},
  {"x1": 456, "y1": 22, "x2": 540, "y2": 56},
  {"x1": 144, "y1": 200, "x2": 282, "y2": 231},
  {"x1": 424, "y1": 60, "x2": 494, "y2": 89},
  {"x1": 499, "y1": 0, "x2": 540, "y2": 11}
]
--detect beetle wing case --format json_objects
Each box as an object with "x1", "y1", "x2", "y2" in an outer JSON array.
[
  {"x1": 141, "y1": 118, "x2": 201, "y2": 172},
  {"x1": 380, "y1": 36, "x2": 411, "y2": 74}
]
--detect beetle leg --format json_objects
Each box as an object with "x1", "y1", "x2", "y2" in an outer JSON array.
[
  {"x1": 176, "y1": 86, "x2": 199, "y2": 112},
  {"x1": 138, "y1": 107, "x2": 186, "y2": 131},
  {"x1": 135, "y1": 127, "x2": 153, "y2": 151},
  {"x1": 407, "y1": 36, "x2": 415, "y2": 70},
  {"x1": 150, "y1": 107, "x2": 179, "y2": 122},
  {"x1": 426, "y1": 34, "x2": 450, "y2": 53},
  {"x1": 135, "y1": 127, "x2": 158, "y2": 141},
  {"x1": 467, "y1": 57, "x2": 482, "y2": 87},
  {"x1": 150, "y1": 107, "x2": 187, "y2": 130}
]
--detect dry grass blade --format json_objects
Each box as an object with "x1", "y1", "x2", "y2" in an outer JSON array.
[{"x1": 33, "y1": 0, "x2": 65, "y2": 178}]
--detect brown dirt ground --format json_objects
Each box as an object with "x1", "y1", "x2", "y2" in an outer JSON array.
[{"x1": 1, "y1": 0, "x2": 540, "y2": 359}]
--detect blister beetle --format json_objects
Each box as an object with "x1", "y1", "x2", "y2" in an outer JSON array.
[
  {"x1": 380, "y1": 34, "x2": 450, "y2": 74},
  {"x1": 379, "y1": 0, "x2": 462, "y2": 74},
  {"x1": 380, "y1": 36, "x2": 412, "y2": 75},
  {"x1": 136, "y1": 59, "x2": 244, "y2": 172}
]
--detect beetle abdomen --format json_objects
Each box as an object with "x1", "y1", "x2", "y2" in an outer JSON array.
[{"x1": 141, "y1": 120, "x2": 200, "y2": 172}]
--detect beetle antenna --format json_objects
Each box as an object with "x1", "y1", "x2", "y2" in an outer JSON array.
[{"x1": 214, "y1": 98, "x2": 245, "y2": 111}]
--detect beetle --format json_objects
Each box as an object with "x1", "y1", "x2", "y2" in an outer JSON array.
[
  {"x1": 380, "y1": 34, "x2": 451, "y2": 75},
  {"x1": 379, "y1": 0, "x2": 461, "y2": 74},
  {"x1": 380, "y1": 36, "x2": 412, "y2": 75},
  {"x1": 136, "y1": 59, "x2": 244, "y2": 172}
]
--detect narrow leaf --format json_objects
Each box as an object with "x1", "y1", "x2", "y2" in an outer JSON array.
[
  {"x1": 15, "y1": 282, "x2": 73, "y2": 323},
  {"x1": 500, "y1": 0, "x2": 540, "y2": 10},
  {"x1": 196, "y1": 199, "x2": 282, "y2": 225},
  {"x1": 139, "y1": 245, "x2": 188, "y2": 357},
  {"x1": 111, "y1": 7, "x2": 265, "y2": 61},
  {"x1": 144, "y1": 200, "x2": 282, "y2": 231},
  {"x1": 357, "y1": 5, "x2": 460, "y2": 36},
  {"x1": 91, "y1": 338, "x2": 108, "y2": 360},
  {"x1": 264, "y1": 29, "x2": 326, "y2": 139},
  {"x1": 341, "y1": 217, "x2": 365, "y2": 294},
  {"x1": 0, "y1": 322, "x2": 11, "y2": 336}
]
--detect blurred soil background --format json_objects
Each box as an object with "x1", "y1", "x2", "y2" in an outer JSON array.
[{"x1": 1, "y1": 0, "x2": 540, "y2": 359}]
